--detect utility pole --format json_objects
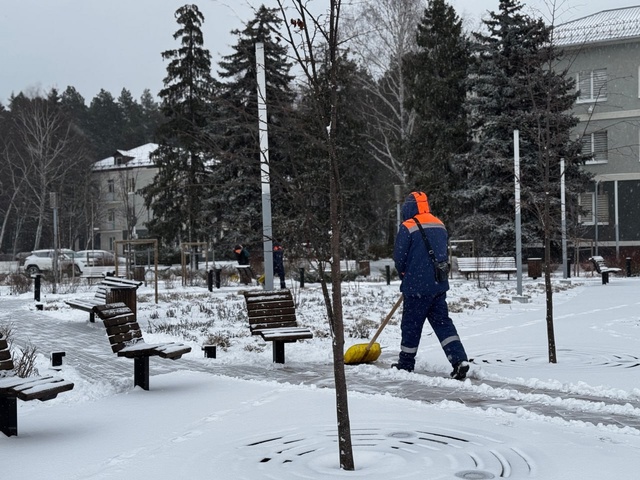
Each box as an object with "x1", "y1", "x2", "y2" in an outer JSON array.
[
  {"x1": 256, "y1": 42, "x2": 274, "y2": 291},
  {"x1": 514, "y1": 130, "x2": 522, "y2": 297},
  {"x1": 50, "y1": 192, "x2": 59, "y2": 294}
]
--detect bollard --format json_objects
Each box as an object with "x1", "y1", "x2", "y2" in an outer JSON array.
[
  {"x1": 626, "y1": 257, "x2": 632, "y2": 277},
  {"x1": 34, "y1": 274, "x2": 41, "y2": 302},
  {"x1": 51, "y1": 351, "x2": 65, "y2": 367},
  {"x1": 299, "y1": 268, "x2": 305, "y2": 288},
  {"x1": 207, "y1": 270, "x2": 213, "y2": 292},
  {"x1": 202, "y1": 345, "x2": 216, "y2": 358},
  {"x1": 215, "y1": 268, "x2": 221, "y2": 289},
  {"x1": 385, "y1": 265, "x2": 391, "y2": 285}
]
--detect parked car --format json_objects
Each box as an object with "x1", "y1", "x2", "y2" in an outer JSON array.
[
  {"x1": 72, "y1": 250, "x2": 127, "y2": 273},
  {"x1": 23, "y1": 249, "x2": 76, "y2": 275}
]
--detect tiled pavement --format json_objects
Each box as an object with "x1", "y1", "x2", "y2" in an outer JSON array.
[{"x1": 2, "y1": 297, "x2": 640, "y2": 431}]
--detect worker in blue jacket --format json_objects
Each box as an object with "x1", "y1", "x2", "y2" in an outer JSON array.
[{"x1": 393, "y1": 191, "x2": 469, "y2": 380}]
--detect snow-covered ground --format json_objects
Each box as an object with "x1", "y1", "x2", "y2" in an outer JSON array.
[{"x1": 1, "y1": 263, "x2": 639, "y2": 479}]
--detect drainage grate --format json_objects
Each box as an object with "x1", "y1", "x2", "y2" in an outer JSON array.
[
  {"x1": 472, "y1": 349, "x2": 640, "y2": 369},
  {"x1": 240, "y1": 426, "x2": 537, "y2": 478}
]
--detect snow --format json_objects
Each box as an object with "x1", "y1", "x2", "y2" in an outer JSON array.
[{"x1": 1, "y1": 262, "x2": 640, "y2": 479}]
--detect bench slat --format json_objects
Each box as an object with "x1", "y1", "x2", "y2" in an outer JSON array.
[
  {"x1": 250, "y1": 319, "x2": 299, "y2": 331},
  {"x1": 0, "y1": 375, "x2": 74, "y2": 401},
  {"x1": 259, "y1": 327, "x2": 313, "y2": 342}
]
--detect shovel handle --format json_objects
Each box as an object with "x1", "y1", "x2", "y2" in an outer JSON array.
[{"x1": 366, "y1": 294, "x2": 404, "y2": 351}]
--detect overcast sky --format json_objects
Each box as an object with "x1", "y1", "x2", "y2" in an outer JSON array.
[{"x1": 0, "y1": 0, "x2": 634, "y2": 106}]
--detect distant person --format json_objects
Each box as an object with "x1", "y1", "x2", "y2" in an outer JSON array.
[
  {"x1": 234, "y1": 244, "x2": 253, "y2": 285},
  {"x1": 392, "y1": 191, "x2": 469, "y2": 380},
  {"x1": 273, "y1": 242, "x2": 286, "y2": 289}
]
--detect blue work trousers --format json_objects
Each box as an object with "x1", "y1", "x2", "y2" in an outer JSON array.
[{"x1": 399, "y1": 293, "x2": 467, "y2": 370}]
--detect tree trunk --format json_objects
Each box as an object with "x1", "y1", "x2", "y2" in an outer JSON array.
[{"x1": 544, "y1": 152, "x2": 557, "y2": 363}]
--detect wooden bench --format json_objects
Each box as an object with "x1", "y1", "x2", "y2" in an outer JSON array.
[
  {"x1": 457, "y1": 257, "x2": 517, "y2": 280},
  {"x1": 66, "y1": 276, "x2": 143, "y2": 322},
  {"x1": 0, "y1": 334, "x2": 74, "y2": 436},
  {"x1": 589, "y1": 256, "x2": 621, "y2": 285},
  {"x1": 243, "y1": 290, "x2": 313, "y2": 363},
  {"x1": 93, "y1": 302, "x2": 191, "y2": 390}
]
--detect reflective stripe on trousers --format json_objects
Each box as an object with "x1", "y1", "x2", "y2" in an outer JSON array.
[{"x1": 400, "y1": 293, "x2": 467, "y2": 367}]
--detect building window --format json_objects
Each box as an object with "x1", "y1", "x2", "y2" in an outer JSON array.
[
  {"x1": 107, "y1": 179, "x2": 115, "y2": 193},
  {"x1": 581, "y1": 131, "x2": 608, "y2": 164},
  {"x1": 577, "y1": 68, "x2": 607, "y2": 102},
  {"x1": 579, "y1": 192, "x2": 609, "y2": 225},
  {"x1": 107, "y1": 209, "x2": 115, "y2": 229},
  {"x1": 128, "y1": 177, "x2": 135, "y2": 193}
]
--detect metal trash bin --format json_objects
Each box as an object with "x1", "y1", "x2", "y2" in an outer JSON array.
[
  {"x1": 358, "y1": 260, "x2": 371, "y2": 277},
  {"x1": 527, "y1": 258, "x2": 542, "y2": 279},
  {"x1": 133, "y1": 266, "x2": 145, "y2": 281}
]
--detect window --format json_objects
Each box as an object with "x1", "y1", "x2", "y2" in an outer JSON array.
[
  {"x1": 107, "y1": 209, "x2": 115, "y2": 229},
  {"x1": 107, "y1": 179, "x2": 115, "y2": 193},
  {"x1": 128, "y1": 177, "x2": 135, "y2": 193},
  {"x1": 581, "y1": 131, "x2": 608, "y2": 164},
  {"x1": 577, "y1": 68, "x2": 607, "y2": 102},
  {"x1": 579, "y1": 192, "x2": 609, "y2": 225}
]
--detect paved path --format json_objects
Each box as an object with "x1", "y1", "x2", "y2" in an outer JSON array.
[{"x1": 2, "y1": 297, "x2": 639, "y2": 431}]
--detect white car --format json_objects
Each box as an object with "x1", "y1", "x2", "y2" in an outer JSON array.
[
  {"x1": 23, "y1": 249, "x2": 76, "y2": 275},
  {"x1": 72, "y1": 250, "x2": 127, "y2": 273}
]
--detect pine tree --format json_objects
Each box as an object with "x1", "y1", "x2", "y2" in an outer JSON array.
[
  {"x1": 139, "y1": 89, "x2": 164, "y2": 143},
  {"x1": 87, "y1": 89, "x2": 125, "y2": 158},
  {"x1": 452, "y1": 0, "x2": 589, "y2": 256},
  {"x1": 117, "y1": 88, "x2": 145, "y2": 149},
  {"x1": 404, "y1": 0, "x2": 471, "y2": 218},
  {"x1": 143, "y1": 4, "x2": 217, "y2": 247},
  {"x1": 211, "y1": 5, "x2": 295, "y2": 250},
  {"x1": 282, "y1": 54, "x2": 385, "y2": 261}
]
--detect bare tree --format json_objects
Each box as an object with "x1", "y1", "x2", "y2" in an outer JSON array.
[
  {"x1": 343, "y1": 0, "x2": 424, "y2": 186},
  {"x1": 0, "y1": 142, "x2": 32, "y2": 252},
  {"x1": 275, "y1": 0, "x2": 355, "y2": 470},
  {"x1": 9, "y1": 96, "x2": 86, "y2": 250}
]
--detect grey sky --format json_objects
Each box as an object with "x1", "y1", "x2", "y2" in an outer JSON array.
[{"x1": 0, "y1": 0, "x2": 634, "y2": 105}]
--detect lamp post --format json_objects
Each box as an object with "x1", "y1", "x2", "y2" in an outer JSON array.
[{"x1": 128, "y1": 191, "x2": 137, "y2": 240}]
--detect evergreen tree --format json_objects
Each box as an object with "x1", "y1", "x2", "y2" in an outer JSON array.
[
  {"x1": 284, "y1": 54, "x2": 386, "y2": 261},
  {"x1": 452, "y1": 0, "x2": 589, "y2": 255},
  {"x1": 403, "y1": 0, "x2": 471, "y2": 219},
  {"x1": 88, "y1": 89, "x2": 125, "y2": 158},
  {"x1": 139, "y1": 88, "x2": 164, "y2": 142},
  {"x1": 143, "y1": 4, "x2": 217, "y2": 247},
  {"x1": 117, "y1": 88, "x2": 146, "y2": 149},
  {"x1": 211, "y1": 5, "x2": 295, "y2": 250},
  {"x1": 60, "y1": 86, "x2": 93, "y2": 153}
]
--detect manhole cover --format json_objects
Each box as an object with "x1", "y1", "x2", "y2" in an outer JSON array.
[
  {"x1": 455, "y1": 471, "x2": 496, "y2": 479},
  {"x1": 238, "y1": 425, "x2": 537, "y2": 478}
]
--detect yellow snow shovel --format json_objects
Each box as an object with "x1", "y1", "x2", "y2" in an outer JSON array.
[{"x1": 344, "y1": 294, "x2": 404, "y2": 365}]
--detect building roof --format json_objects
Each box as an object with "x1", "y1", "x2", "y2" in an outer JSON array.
[
  {"x1": 93, "y1": 143, "x2": 158, "y2": 170},
  {"x1": 554, "y1": 6, "x2": 640, "y2": 47}
]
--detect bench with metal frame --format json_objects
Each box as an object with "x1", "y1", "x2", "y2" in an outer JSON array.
[
  {"x1": 0, "y1": 334, "x2": 74, "y2": 436},
  {"x1": 457, "y1": 257, "x2": 517, "y2": 280},
  {"x1": 589, "y1": 255, "x2": 621, "y2": 285},
  {"x1": 93, "y1": 302, "x2": 191, "y2": 390},
  {"x1": 243, "y1": 290, "x2": 313, "y2": 364},
  {"x1": 65, "y1": 276, "x2": 143, "y2": 322}
]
